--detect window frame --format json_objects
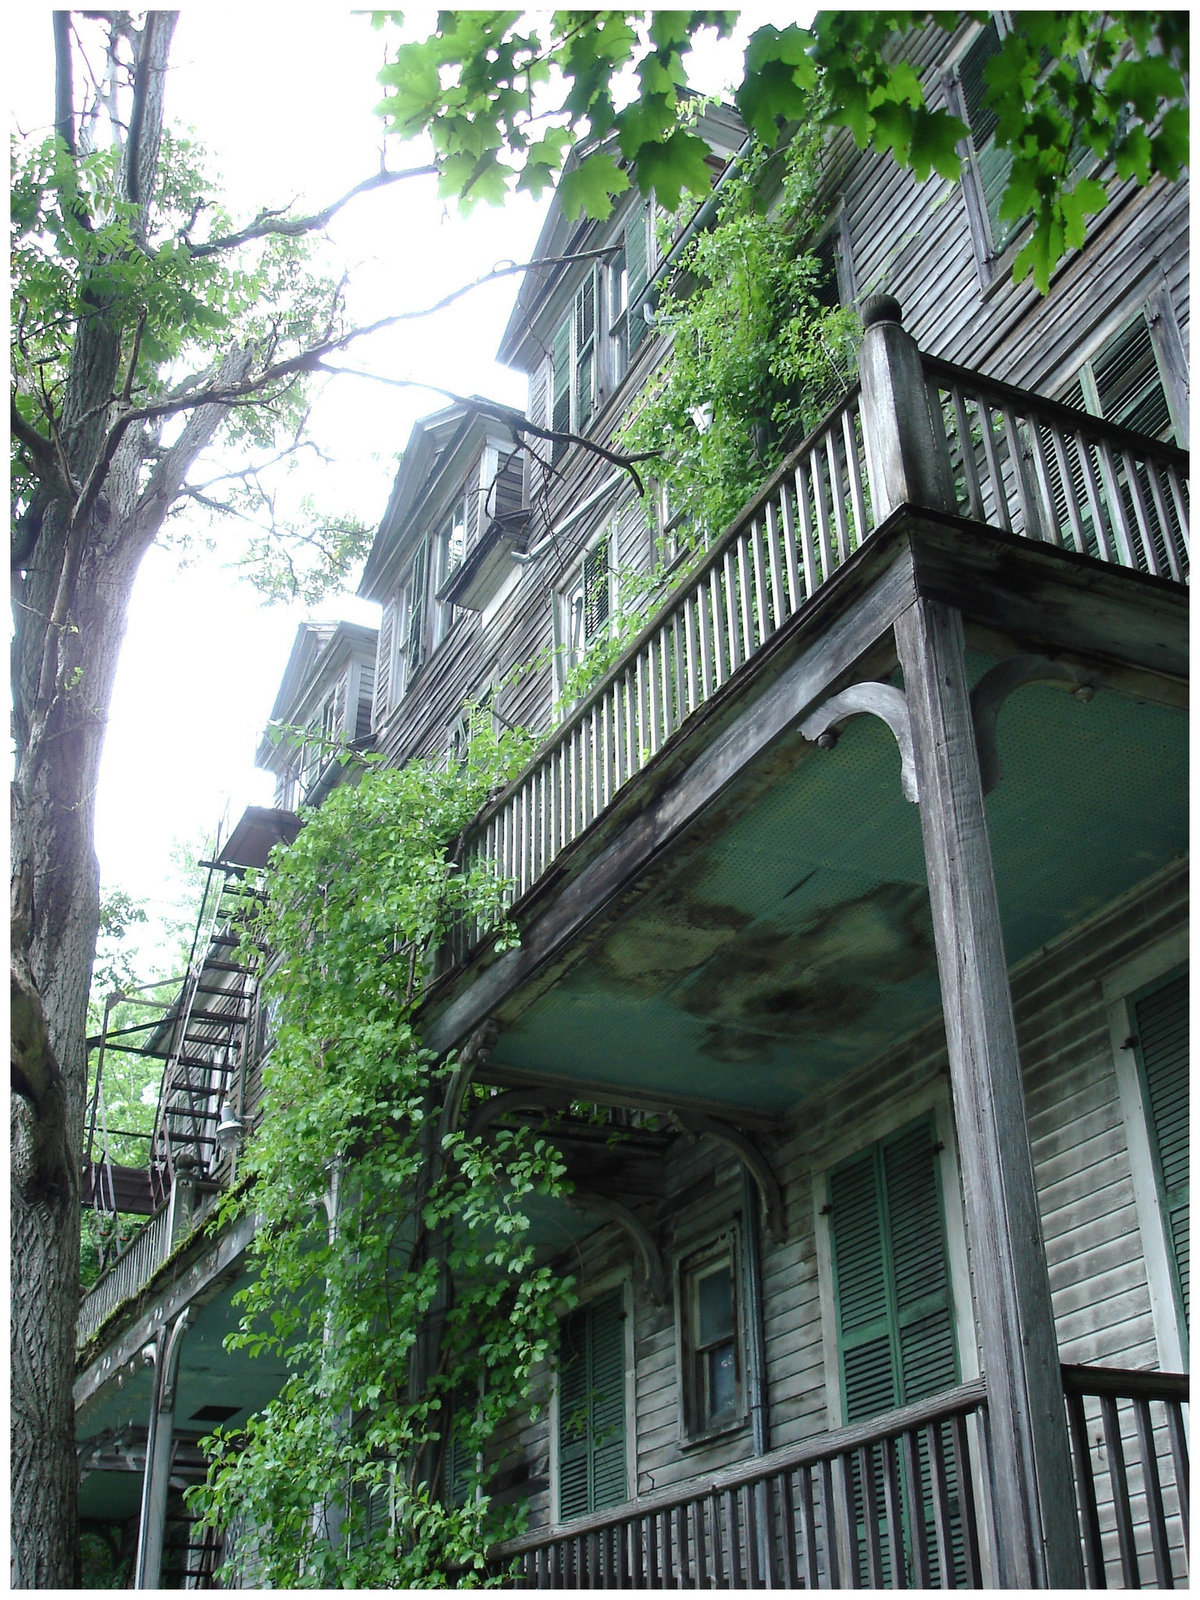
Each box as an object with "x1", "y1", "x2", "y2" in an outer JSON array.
[
  {"x1": 1105, "y1": 931, "x2": 1190, "y2": 1369},
  {"x1": 676, "y1": 1231, "x2": 748, "y2": 1446}
]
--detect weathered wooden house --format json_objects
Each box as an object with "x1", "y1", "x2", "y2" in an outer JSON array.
[{"x1": 75, "y1": 15, "x2": 1187, "y2": 1588}]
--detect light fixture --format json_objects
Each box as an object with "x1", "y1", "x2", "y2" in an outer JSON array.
[{"x1": 214, "y1": 1101, "x2": 244, "y2": 1150}]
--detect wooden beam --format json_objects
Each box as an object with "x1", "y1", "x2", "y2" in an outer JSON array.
[{"x1": 894, "y1": 596, "x2": 1083, "y2": 1589}]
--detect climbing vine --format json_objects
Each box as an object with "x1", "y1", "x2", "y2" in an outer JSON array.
[
  {"x1": 190, "y1": 717, "x2": 577, "y2": 1587},
  {"x1": 619, "y1": 126, "x2": 861, "y2": 546}
]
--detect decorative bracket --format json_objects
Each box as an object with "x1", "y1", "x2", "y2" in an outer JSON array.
[
  {"x1": 672, "y1": 1110, "x2": 787, "y2": 1244},
  {"x1": 970, "y1": 656, "x2": 1099, "y2": 795},
  {"x1": 566, "y1": 1191, "x2": 667, "y2": 1304},
  {"x1": 463, "y1": 1086, "x2": 573, "y2": 1141},
  {"x1": 800, "y1": 682, "x2": 918, "y2": 803}
]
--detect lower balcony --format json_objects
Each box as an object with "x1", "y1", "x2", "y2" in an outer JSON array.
[{"x1": 493, "y1": 1367, "x2": 1188, "y2": 1589}]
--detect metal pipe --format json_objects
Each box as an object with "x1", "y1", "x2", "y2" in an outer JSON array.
[
  {"x1": 134, "y1": 1308, "x2": 192, "y2": 1588},
  {"x1": 740, "y1": 1166, "x2": 770, "y2": 1457}
]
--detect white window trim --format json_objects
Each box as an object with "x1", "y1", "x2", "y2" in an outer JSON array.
[
  {"x1": 1103, "y1": 926, "x2": 1189, "y2": 1371},
  {"x1": 548, "y1": 1270, "x2": 635, "y2": 1527}
]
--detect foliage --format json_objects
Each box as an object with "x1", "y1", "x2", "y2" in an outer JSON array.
[
  {"x1": 191, "y1": 718, "x2": 577, "y2": 1587},
  {"x1": 11, "y1": 106, "x2": 372, "y2": 601},
  {"x1": 619, "y1": 129, "x2": 860, "y2": 543},
  {"x1": 374, "y1": 11, "x2": 1189, "y2": 290}
]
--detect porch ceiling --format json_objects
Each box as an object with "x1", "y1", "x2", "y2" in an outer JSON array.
[
  {"x1": 76, "y1": 1275, "x2": 293, "y2": 1522},
  {"x1": 485, "y1": 657, "x2": 1186, "y2": 1117}
]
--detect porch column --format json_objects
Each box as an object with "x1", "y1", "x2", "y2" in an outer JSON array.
[
  {"x1": 894, "y1": 597, "x2": 1082, "y2": 1589},
  {"x1": 133, "y1": 1306, "x2": 191, "y2": 1589}
]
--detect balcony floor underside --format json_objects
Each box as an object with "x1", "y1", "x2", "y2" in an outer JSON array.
[{"x1": 426, "y1": 520, "x2": 1187, "y2": 1119}]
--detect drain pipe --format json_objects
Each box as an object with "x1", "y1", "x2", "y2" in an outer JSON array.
[{"x1": 741, "y1": 1166, "x2": 770, "y2": 1457}]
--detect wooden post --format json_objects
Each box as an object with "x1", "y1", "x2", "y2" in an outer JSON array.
[
  {"x1": 857, "y1": 295, "x2": 956, "y2": 520},
  {"x1": 894, "y1": 597, "x2": 1083, "y2": 1589}
]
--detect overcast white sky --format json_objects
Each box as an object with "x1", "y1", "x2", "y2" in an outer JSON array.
[{"x1": 10, "y1": 8, "x2": 789, "y2": 968}]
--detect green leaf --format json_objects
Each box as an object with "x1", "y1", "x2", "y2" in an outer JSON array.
[
  {"x1": 557, "y1": 152, "x2": 629, "y2": 221},
  {"x1": 1106, "y1": 55, "x2": 1186, "y2": 121},
  {"x1": 907, "y1": 108, "x2": 968, "y2": 183},
  {"x1": 630, "y1": 129, "x2": 713, "y2": 212},
  {"x1": 1059, "y1": 177, "x2": 1107, "y2": 250}
]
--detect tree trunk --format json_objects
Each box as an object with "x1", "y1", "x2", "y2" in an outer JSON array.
[{"x1": 11, "y1": 511, "x2": 150, "y2": 1585}]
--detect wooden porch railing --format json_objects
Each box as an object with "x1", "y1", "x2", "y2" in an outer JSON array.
[
  {"x1": 926, "y1": 357, "x2": 1190, "y2": 583},
  {"x1": 77, "y1": 1200, "x2": 175, "y2": 1347},
  {"x1": 492, "y1": 1380, "x2": 990, "y2": 1589},
  {"x1": 450, "y1": 385, "x2": 872, "y2": 959},
  {"x1": 451, "y1": 338, "x2": 1188, "y2": 964},
  {"x1": 1063, "y1": 1364, "x2": 1189, "y2": 1589}
]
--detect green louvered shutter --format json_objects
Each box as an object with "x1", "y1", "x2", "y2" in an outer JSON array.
[
  {"x1": 558, "y1": 1292, "x2": 627, "y2": 1521},
  {"x1": 1133, "y1": 971, "x2": 1189, "y2": 1327},
  {"x1": 830, "y1": 1118, "x2": 958, "y2": 1421},
  {"x1": 959, "y1": 21, "x2": 1016, "y2": 254},
  {"x1": 551, "y1": 317, "x2": 572, "y2": 462},
  {"x1": 403, "y1": 538, "x2": 428, "y2": 681},
  {"x1": 829, "y1": 1119, "x2": 960, "y2": 1584},
  {"x1": 626, "y1": 203, "x2": 650, "y2": 355},
  {"x1": 582, "y1": 536, "x2": 611, "y2": 640},
  {"x1": 445, "y1": 1387, "x2": 476, "y2": 1509}
]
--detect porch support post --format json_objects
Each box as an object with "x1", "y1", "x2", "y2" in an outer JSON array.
[
  {"x1": 894, "y1": 597, "x2": 1082, "y2": 1589},
  {"x1": 133, "y1": 1307, "x2": 191, "y2": 1589},
  {"x1": 857, "y1": 295, "x2": 955, "y2": 519}
]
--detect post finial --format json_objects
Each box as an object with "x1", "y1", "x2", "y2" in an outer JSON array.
[{"x1": 862, "y1": 293, "x2": 903, "y2": 328}]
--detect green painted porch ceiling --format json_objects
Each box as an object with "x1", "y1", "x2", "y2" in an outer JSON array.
[
  {"x1": 489, "y1": 660, "x2": 1186, "y2": 1115},
  {"x1": 76, "y1": 1276, "x2": 294, "y2": 1522}
]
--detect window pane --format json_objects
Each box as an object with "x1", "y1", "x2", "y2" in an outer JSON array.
[
  {"x1": 697, "y1": 1263, "x2": 733, "y2": 1345},
  {"x1": 705, "y1": 1339, "x2": 737, "y2": 1423}
]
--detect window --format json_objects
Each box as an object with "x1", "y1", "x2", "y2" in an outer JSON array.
[
  {"x1": 955, "y1": 19, "x2": 1093, "y2": 274},
  {"x1": 1062, "y1": 308, "x2": 1180, "y2": 444},
  {"x1": 679, "y1": 1239, "x2": 744, "y2": 1440},
  {"x1": 396, "y1": 537, "x2": 430, "y2": 692},
  {"x1": 1048, "y1": 307, "x2": 1186, "y2": 570},
  {"x1": 542, "y1": 202, "x2": 654, "y2": 466},
  {"x1": 556, "y1": 1292, "x2": 628, "y2": 1521},
  {"x1": 550, "y1": 269, "x2": 598, "y2": 462},
  {"x1": 558, "y1": 533, "x2": 612, "y2": 692},
  {"x1": 825, "y1": 1116, "x2": 964, "y2": 1585},
  {"x1": 826, "y1": 1116, "x2": 958, "y2": 1422},
  {"x1": 609, "y1": 202, "x2": 652, "y2": 383},
  {"x1": 1129, "y1": 969, "x2": 1189, "y2": 1333}
]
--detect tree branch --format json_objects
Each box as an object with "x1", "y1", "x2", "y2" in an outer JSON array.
[
  {"x1": 11, "y1": 399, "x2": 77, "y2": 511},
  {"x1": 53, "y1": 11, "x2": 76, "y2": 156},
  {"x1": 313, "y1": 364, "x2": 658, "y2": 495},
  {"x1": 185, "y1": 164, "x2": 441, "y2": 257}
]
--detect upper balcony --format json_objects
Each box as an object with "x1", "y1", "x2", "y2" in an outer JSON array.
[
  {"x1": 422, "y1": 297, "x2": 1187, "y2": 1111},
  {"x1": 437, "y1": 297, "x2": 1187, "y2": 962}
]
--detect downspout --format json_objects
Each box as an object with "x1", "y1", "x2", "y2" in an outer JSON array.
[
  {"x1": 134, "y1": 1306, "x2": 192, "y2": 1589},
  {"x1": 740, "y1": 1166, "x2": 770, "y2": 1456}
]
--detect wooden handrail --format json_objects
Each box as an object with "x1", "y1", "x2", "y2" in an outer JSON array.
[{"x1": 494, "y1": 1378, "x2": 987, "y2": 1556}]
